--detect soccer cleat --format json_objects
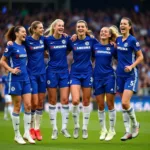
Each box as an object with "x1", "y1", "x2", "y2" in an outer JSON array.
[
  {"x1": 23, "y1": 132, "x2": 36, "y2": 144},
  {"x1": 73, "y1": 128, "x2": 80, "y2": 139},
  {"x1": 61, "y1": 129, "x2": 71, "y2": 138},
  {"x1": 105, "y1": 130, "x2": 116, "y2": 141},
  {"x1": 35, "y1": 129, "x2": 42, "y2": 141},
  {"x1": 120, "y1": 132, "x2": 132, "y2": 141},
  {"x1": 51, "y1": 129, "x2": 58, "y2": 140},
  {"x1": 99, "y1": 130, "x2": 107, "y2": 140},
  {"x1": 14, "y1": 134, "x2": 26, "y2": 145},
  {"x1": 82, "y1": 129, "x2": 88, "y2": 139},
  {"x1": 30, "y1": 128, "x2": 36, "y2": 140},
  {"x1": 132, "y1": 122, "x2": 140, "y2": 138}
]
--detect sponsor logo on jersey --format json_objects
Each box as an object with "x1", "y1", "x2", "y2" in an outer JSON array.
[
  {"x1": 74, "y1": 46, "x2": 91, "y2": 50},
  {"x1": 30, "y1": 45, "x2": 44, "y2": 50},
  {"x1": 117, "y1": 46, "x2": 128, "y2": 51},
  {"x1": 15, "y1": 54, "x2": 27, "y2": 58},
  {"x1": 96, "y1": 50, "x2": 111, "y2": 54},
  {"x1": 50, "y1": 45, "x2": 67, "y2": 49}
]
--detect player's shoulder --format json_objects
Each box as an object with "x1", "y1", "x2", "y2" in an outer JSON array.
[
  {"x1": 116, "y1": 35, "x2": 123, "y2": 41},
  {"x1": 6, "y1": 43, "x2": 15, "y2": 51},
  {"x1": 128, "y1": 34, "x2": 137, "y2": 42}
]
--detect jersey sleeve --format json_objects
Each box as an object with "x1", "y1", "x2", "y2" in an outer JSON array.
[
  {"x1": 92, "y1": 38, "x2": 99, "y2": 45},
  {"x1": 67, "y1": 38, "x2": 73, "y2": 52},
  {"x1": 113, "y1": 48, "x2": 118, "y2": 59},
  {"x1": 3, "y1": 46, "x2": 13, "y2": 58},
  {"x1": 43, "y1": 36, "x2": 49, "y2": 50},
  {"x1": 132, "y1": 38, "x2": 141, "y2": 52}
]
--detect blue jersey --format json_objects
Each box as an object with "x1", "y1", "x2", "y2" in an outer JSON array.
[
  {"x1": 69, "y1": 36, "x2": 98, "y2": 74},
  {"x1": 2, "y1": 75, "x2": 9, "y2": 95},
  {"x1": 24, "y1": 36, "x2": 46, "y2": 75},
  {"x1": 93, "y1": 43, "x2": 117, "y2": 79},
  {"x1": 3, "y1": 42, "x2": 29, "y2": 81},
  {"x1": 116, "y1": 35, "x2": 141, "y2": 77},
  {"x1": 45, "y1": 35, "x2": 70, "y2": 73}
]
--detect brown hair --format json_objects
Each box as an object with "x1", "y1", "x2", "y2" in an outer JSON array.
[
  {"x1": 121, "y1": 17, "x2": 134, "y2": 36},
  {"x1": 76, "y1": 20, "x2": 93, "y2": 36},
  {"x1": 28, "y1": 21, "x2": 42, "y2": 35},
  {"x1": 5, "y1": 26, "x2": 23, "y2": 41}
]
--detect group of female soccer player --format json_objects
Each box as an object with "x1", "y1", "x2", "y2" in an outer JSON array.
[{"x1": 0, "y1": 17, "x2": 143, "y2": 144}]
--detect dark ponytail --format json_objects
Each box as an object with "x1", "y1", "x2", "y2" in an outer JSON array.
[{"x1": 5, "y1": 26, "x2": 23, "y2": 41}]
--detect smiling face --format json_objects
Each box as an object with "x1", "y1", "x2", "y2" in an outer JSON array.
[
  {"x1": 76, "y1": 22, "x2": 87, "y2": 37},
  {"x1": 15, "y1": 27, "x2": 27, "y2": 42},
  {"x1": 100, "y1": 27, "x2": 111, "y2": 40},
  {"x1": 53, "y1": 20, "x2": 64, "y2": 35},
  {"x1": 120, "y1": 18, "x2": 131, "y2": 35},
  {"x1": 33, "y1": 23, "x2": 44, "y2": 36}
]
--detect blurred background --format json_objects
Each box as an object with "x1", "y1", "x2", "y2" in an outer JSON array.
[{"x1": 0, "y1": 0, "x2": 150, "y2": 111}]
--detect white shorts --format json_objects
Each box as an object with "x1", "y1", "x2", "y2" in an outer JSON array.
[{"x1": 4, "y1": 95, "x2": 12, "y2": 103}]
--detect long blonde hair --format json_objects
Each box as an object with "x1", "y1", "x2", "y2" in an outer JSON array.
[
  {"x1": 45, "y1": 19, "x2": 64, "y2": 36},
  {"x1": 109, "y1": 25, "x2": 121, "y2": 42}
]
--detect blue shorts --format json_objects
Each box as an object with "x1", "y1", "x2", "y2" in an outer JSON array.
[
  {"x1": 46, "y1": 72, "x2": 69, "y2": 88},
  {"x1": 93, "y1": 76, "x2": 116, "y2": 96},
  {"x1": 117, "y1": 76, "x2": 138, "y2": 93},
  {"x1": 29, "y1": 74, "x2": 46, "y2": 94},
  {"x1": 8, "y1": 80, "x2": 31, "y2": 95},
  {"x1": 70, "y1": 73, "x2": 93, "y2": 88}
]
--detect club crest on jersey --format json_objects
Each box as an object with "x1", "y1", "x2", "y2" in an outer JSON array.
[
  {"x1": 5, "y1": 48, "x2": 8, "y2": 52},
  {"x1": 124, "y1": 43, "x2": 128, "y2": 47},
  {"x1": 62, "y1": 40, "x2": 66, "y2": 44},
  {"x1": 136, "y1": 42, "x2": 140, "y2": 47},
  {"x1": 85, "y1": 41, "x2": 89, "y2": 45},
  {"x1": 106, "y1": 47, "x2": 110, "y2": 50},
  {"x1": 17, "y1": 50, "x2": 19, "y2": 52},
  {"x1": 40, "y1": 40, "x2": 43, "y2": 44}
]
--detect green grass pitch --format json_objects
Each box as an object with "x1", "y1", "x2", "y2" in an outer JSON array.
[{"x1": 0, "y1": 111, "x2": 150, "y2": 150}]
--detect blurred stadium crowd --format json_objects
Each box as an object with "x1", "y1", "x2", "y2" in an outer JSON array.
[{"x1": 0, "y1": 8, "x2": 150, "y2": 96}]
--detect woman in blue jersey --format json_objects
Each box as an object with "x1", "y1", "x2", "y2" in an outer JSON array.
[
  {"x1": 93, "y1": 26, "x2": 119, "y2": 141},
  {"x1": 0, "y1": 26, "x2": 35, "y2": 144},
  {"x1": 44, "y1": 19, "x2": 71, "y2": 140},
  {"x1": 116, "y1": 17, "x2": 143, "y2": 141},
  {"x1": 7, "y1": 21, "x2": 46, "y2": 141},
  {"x1": 26, "y1": 21, "x2": 46, "y2": 141},
  {"x1": 69, "y1": 20, "x2": 98, "y2": 139}
]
